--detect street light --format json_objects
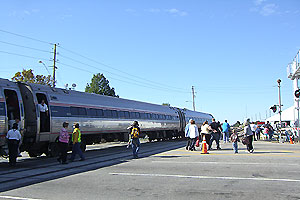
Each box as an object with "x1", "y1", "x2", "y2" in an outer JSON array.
[{"x1": 38, "y1": 60, "x2": 51, "y2": 76}]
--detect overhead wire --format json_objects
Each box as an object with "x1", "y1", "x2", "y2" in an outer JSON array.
[
  {"x1": 58, "y1": 54, "x2": 190, "y2": 94},
  {"x1": 0, "y1": 40, "x2": 52, "y2": 53},
  {"x1": 0, "y1": 29, "x2": 53, "y2": 45},
  {"x1": 0, "y1": 50, "x2": 50, "y2": 61},
  {"x1": 58, "y1": 46, "x2": 188, "y2": 92},
  {"x1": 58, "y1": 62, "x2": 189, "y2": 93}
]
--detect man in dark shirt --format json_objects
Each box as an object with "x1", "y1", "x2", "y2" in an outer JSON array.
[{"x1": 209, "y1": 118, "x2": 222, "y2": 150}]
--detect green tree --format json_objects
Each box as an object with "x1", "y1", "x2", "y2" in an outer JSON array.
[
  {"x1": 12, "y1": 69, "x2": 52, "y2": 86},
  {"x1": 85, "y1": 73, "x2": 118, "y2": 97},
  {"x1": 162, "y1": 103, "x2": 170, "y2": 106}
]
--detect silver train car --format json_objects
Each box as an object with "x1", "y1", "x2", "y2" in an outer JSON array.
[{"x1": 0, "y1": 78, "x2": 213, "y2": 157}]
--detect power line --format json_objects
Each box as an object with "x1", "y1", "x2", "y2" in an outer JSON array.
[
  {"x1": 59, "y1": 46, "x2": 187, "y2": 92},
  {"x1": 58, "y1": 62, "x2": 190, "y2": 93},
  {"x1": 0, "y1": 40, "x2": 52, "y2": 53},
  {"x1": 58, "y1": 54, "x2": 189, "y2": 93},
  {"x1": 0, "y1": 50, "x2": 50, "y2": 61},
  {"x1": 0, "y1": 29, "x2": 53, "y2": 45}
]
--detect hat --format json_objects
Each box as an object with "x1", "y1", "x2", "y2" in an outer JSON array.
[{"x1": 132, "y1": 121, "x2": 139, "y2": 126}]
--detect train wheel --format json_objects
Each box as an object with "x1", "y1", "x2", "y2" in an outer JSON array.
[{"x1": 48, "y1": 143, "x2": 59, "y2": 157}]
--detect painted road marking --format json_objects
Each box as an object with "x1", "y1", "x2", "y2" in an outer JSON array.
[
  {"x1": 154, "y1": 153, "x2": 300, "y2": 158},
  {"x1": 109, "y1": 172, "x2": 300, "y2": 182},
  {"x1": 0, "y1": 196, "x2": 43, "y2": 200},
  {"x1": 151, "y1": 161, "x2": 300, "y2": 166}
]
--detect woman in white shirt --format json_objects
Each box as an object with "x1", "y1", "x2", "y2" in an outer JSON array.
[
  {"x1": 188, "y1": 120, "x2": 199, "y2": 151},
  {"x1": 6, "y1": 123, "x2": 21, "y2": 166}
]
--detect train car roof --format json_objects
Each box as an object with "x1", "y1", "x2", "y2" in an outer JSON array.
[
  {"x1": 22, "y1": 82, "x2": 179, "y2": 115},
  {"x1": 181, "y1": 108, "x2": 213, "y2": 119}
]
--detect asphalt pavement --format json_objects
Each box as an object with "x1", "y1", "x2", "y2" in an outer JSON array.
[{"x1": 0, "y1": 140, "x2": 300, "y2": 200}]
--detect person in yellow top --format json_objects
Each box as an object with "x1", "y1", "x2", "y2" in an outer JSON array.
[{"x1": 69, "y1": 123, "x2": 85, "y2": 162}]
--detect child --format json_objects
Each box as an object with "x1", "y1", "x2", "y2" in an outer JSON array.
[{"x1": 230, "y1": 129, "x2": 239, "y2": 154}]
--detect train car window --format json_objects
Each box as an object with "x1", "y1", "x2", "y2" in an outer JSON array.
[
  {"x1": 146, "y1": 113, "x2": 152, "y2": 119},
  {"x1": 129, "y1": 112, "x2": 135, "y2": 119},
  {"x1": 124, "y1": 111, "x2": 130, "y2": 118},
  {"x1": 140, "y1": 113, "x2": 146, "y2": 119},
  {"x1": 87, "y1": 108, "x2": 98, "y2": 117},
  {"x1": 70, "y1": 107, "x2": 79, "y2": 116},
  {"x1": 112, "y1": 110, "x2": 118, "y2": 118},
  {"x1": 97, "y1": 109, "x2": 104, "y2": 117},
  {"x1": 104, "y1": 110, "x2": 112, "y2": 118},
  {"x1": 118, "y1": 111, "x2": 125, "y2": 118},
  {"x1": 135, "y1": 112, "x2": 140, "y2": 119},
  {"x1": 78, "y1": 107, "x2": 87, "y2": 116},
  {"x1": 0, "y1": 102, "x2": 6, "y2": 116},
  {"x1": 153, "y1": 114, "x2": 158, "y2": 120},
  {"x1": 51, "y1": 106, "x2": 71, "y2": 117}
]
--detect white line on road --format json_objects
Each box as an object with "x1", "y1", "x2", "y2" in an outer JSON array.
[
  {"x1": 152, "y1": 161, "x2": 300, "y2": 166},
  {"x1": 0, "y1": 196, "x2": 42, "y2": 200},
  {"x1": 109, "y1": 172, "x2": 300, "y2": 182}
]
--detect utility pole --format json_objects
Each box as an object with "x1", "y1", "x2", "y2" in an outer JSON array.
[
  {"x1": 192, "y1": 86, "x2": 195, "y2": 111},
  {"x1": 52, "y1": 43, "x2": 57, "y2": 87},
  {"x1": 277, "y1": 79, "x2": 282, "y2": 126}
]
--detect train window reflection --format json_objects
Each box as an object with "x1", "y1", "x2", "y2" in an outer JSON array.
[
  {"x1": 51, "y1": 106, "x2": 71, "y2": 117},
  {"x1": 124, "y1": 111, "x2": 130, "y2": 118},
  {"x1": 140, "y1": 113, "x2": 146, "y2": 119},
  {"x1": 87, "y1": 108, "x2": 97, "y2": 117},
  {"x1": 104, "y1": 110, "x2": 112, "y2": 117},
  {"x1": 70, "y1": 107, "x2": 79, "y2": 116},
  {"x1": 97, "y1": 109, "x2": 104, "y2": 116},
  {"x1": 112, "y1": 110, "x2": 118, "y2": 118},
  {"x1": 0, "y1": 102, "x2": 6, "y2": 116},
  {"x1": 135, "y1": 112, "x2": 140, "y2": 119},
  {"x1": 78, "y1": 107, "x2": 87, "y2": 116},
  {"x1": 118, "y1": 111, "x2": 125, "y2": 118}
]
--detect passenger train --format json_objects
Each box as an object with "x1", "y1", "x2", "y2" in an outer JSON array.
[{"x1": 0, "y1": 78, "x2": 213, "y2": 157}]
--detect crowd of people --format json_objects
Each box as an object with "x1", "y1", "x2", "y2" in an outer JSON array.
[{"x1": 184, "y1": 118, "x2": 273, "y2": 154}]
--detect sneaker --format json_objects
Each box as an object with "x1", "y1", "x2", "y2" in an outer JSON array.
[
  {"x1": 57, "y1": 158, "x2": 62, "y2": 163},
  {"x1": 79, "y1": 158, "x2": 85, "y2": 161},
  {"x1": 217, "y1": 147, "x2": 221, "y2": 150}
]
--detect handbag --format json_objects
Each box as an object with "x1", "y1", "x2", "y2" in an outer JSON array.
[
  {"x1": 195, "y1": 137, "x2": 200, "y2": 147},
  {"x1": 242, "y1": 136, "x2": 249, "y2": 145}
]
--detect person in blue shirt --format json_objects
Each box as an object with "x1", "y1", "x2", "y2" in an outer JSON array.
[{"x1": 222, "y1": 120, "x2": 230, "y2": 143}]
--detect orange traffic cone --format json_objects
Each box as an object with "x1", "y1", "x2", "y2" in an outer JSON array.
[
  {"x1": 201, "y1": 136, "x2": 209, "y2": 154},
  {"x1": 290, "y1": 136, "x2": 294, "y2": 144}
]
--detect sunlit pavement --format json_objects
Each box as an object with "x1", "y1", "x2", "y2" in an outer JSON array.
[{"x1": 0, "y1": 140, "x2": 300, "y2": 200}]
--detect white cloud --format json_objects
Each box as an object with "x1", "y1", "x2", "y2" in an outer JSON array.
[
  {"x1": 254, "y1": 0, "x2": 266, "y2": 6},
  {"x1": 260, "y1": 4, "x2": 277, "y2": 16},
  {"x1": 24, "y1": 10, "x2": 31, "y2": 15},
  {"x1": 125, "y1": 8, "x2": 136, "y2": 13},
  {"x1": 147, "y1": 8, "x2": 161, "y2": 13},
  {"x1": 165, "y1": 8, "x2": 188, "y2": 16}
]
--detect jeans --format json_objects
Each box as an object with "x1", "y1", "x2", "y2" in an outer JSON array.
[
  {"x1": 70, "y1": 142, "x2": 85, "y2": 161},
  {"x1": 186, "y1": 137, "x2": 191, "y2": 150},
  {"x1": 189, "y1": 138, "x2": 197, "y2": 151},
  {"x1": 232, "y1": 141, "x2": 238, "y2": 153},
  {"x1": 223, "y1": 131, "x2": 229, "y2": 142},
  {"x1": 8, "y1": 139, "x2": 19, "y2": 166},
  {"x1": 131, "y1": 138, "x2": 140, "y2": 158},
  {"x1": 247, "y1": 135, "x2": 254, "y2": 152},
  {"x1": 58, "y1": 142, "x2": 69, "y2": 163},
  {"x1": 210, "y1": 133, "x2": 220, "y2": 149}
]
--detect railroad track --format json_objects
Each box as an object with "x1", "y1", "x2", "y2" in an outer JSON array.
[{"x1": 0, "y1": 140, "x2": 185, "y2": 192}]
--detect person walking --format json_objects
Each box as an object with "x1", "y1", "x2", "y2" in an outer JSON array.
[
  {"x1": 209, "y1": 118, "x2": 221, "y2": 150},
  {"x1": 129, "y1": 121, "x2": 141, "y2": 159},
  {"x1": 222, "y1": 120, "x2": 230, "y2": 143},
  {"x1": 69, "y1": 123, "x2": 85, "y2": 162},
  {"x1": 201, "y1": 121, "x2": 211, "y2": 150},
  {"x1": 250, "y1": 122, "x2": 257, "y2": 141},
  {"x1": 185, "y1": 119, "x2": 192, "y2": 150},
  {"x1": 6, "y1": 123, "x2": 21, "y2": 166},
  {"x1": 57, "y1": 122, "x2": 70, "y2": 164},
  {"x1": 244, "y1": 119, "x2": 254, "y2": 153},
  {"x1": 188, "y1": 120, "x2": 199, "y2": 151},
  {"x1": 230, "y1": 129, "x2": 239, "y2": 153}
]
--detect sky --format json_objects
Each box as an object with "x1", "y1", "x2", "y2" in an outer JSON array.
[{"x1": 0, "y1": 0, "x2": 300, "y2": 124}]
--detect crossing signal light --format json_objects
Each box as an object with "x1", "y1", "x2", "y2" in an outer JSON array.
[
  {"x1": 295, "y1": 89, "x2": 300, "y2": 98},
  {"x1": 270, "y1": 105, "x2": 277, "y2": 113}
]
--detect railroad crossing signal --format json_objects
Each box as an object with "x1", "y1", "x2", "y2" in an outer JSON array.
[{"x1": 270, "y1": 105, "x2": 277, "y2": 113}]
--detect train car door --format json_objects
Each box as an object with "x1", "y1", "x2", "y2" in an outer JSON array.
[
  {"x1": 4, "y1": 89, "x2": 22, "y2": 130},
  {"x1": 36, "y1": 93, "x2": 50, "y2": 133}
]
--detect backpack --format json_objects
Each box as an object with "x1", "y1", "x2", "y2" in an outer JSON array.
[{"x1": 131, "y1": 127, "x2": 139, "y2": 139}]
